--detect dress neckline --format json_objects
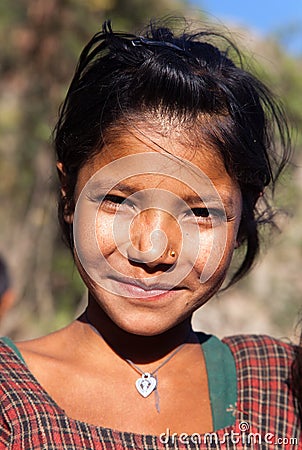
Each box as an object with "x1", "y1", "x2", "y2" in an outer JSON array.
[{"x1": 0, "y1": 333, "x2": 237, "y2": 437}]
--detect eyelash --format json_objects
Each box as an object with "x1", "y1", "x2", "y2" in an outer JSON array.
[
  {"x1": 100, "y1": 195, "x2": 225, "y2": 225},
  {"x1": 191, "y1": 207, "x2": 210, "y2": 218},
  {"x1": 189, "y1": 207, "x2": 225, "y2": 225},
  {"x1": 100, "y1": 195, "x2": 133, "y2": 211}
]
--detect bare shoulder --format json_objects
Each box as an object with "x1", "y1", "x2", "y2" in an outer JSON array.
[
  {"x1": 16, "y1": 320, "x2": 84, "y2": 370},
  {"x1": 12, "y1": 320, "x2": 99, "y2": 418}
]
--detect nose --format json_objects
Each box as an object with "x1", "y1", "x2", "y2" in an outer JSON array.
[{"x1": 127, "y1": 209, "x2": 181, "y2": 267}]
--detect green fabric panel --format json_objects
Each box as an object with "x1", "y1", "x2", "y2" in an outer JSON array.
[{"x1": 197, "y1": 332, "x2": 237, "y2": 430}]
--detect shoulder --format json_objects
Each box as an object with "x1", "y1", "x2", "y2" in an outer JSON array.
[
  {"x1": 0, "y1": 337, "x2": 26, "y2": 372},
  {"x1": 0, "y1": 323, "x2": 80, "y2": 393},
  {"x1": 0, "y1": 337, "x2": 36, "y2": 396},
  {"x1": 0, "y1": 336, "x2": 72, "y2": 447},
  {"x1": 222, "y1": 335, "x2": 301, "y2": 440},
  {"x1": 222, "y1": 333, "x2": 296, "y2": 363},
  {"x1": 222, "y1": 334, "x2": 296, "y2": 389},
  {"x1": 0, "y1": 334, "x2": 70, "y2": 417},
  {"x1": 14, "y1": 320, "x2": 83, "y2": 365},
  {"x1": 0, "y1": 337, "x2": 34, "y2": 429}
]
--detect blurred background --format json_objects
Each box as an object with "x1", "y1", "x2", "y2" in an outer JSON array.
[{"x1": 0, "y1": 0, "x2": 301, "y2": 341}]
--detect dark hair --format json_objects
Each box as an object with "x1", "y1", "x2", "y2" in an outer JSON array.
[
  {"x1": 53, "y1": 19, "x2": 291, "y2": 286},
  {"x1": 292, "y1": 332, "x2": 302, "y2": 424},
  {"x1": 0, "y1": 256, "x2": 10, "y2": 299}
]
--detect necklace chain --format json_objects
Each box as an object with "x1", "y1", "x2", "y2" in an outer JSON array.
[
  {"x1": 125, "y1": 342, "x2": 186, "y2": 377},
  {"x1": 84, "y1": 310, "x2": 189, "y2": 412}
]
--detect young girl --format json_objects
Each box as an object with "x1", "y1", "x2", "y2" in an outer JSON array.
[{"x1": 0, "y1": 19, "x2": 300, "y2": 449}]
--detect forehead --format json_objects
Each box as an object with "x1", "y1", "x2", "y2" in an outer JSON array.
[{"x1": 77, "y1": 125, "x2": 233, "y2": 191}]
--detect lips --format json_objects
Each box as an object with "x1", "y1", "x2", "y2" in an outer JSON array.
[{"x1": 108, "y1": 277, "x2": 180, "y2": 299}]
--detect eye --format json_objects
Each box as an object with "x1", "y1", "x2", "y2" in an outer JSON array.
[
  {"x1": 190, "y1": 207, "x2": 225, "y2": 226},
  {"x1": 103, "y1": 194, "x2": 125, "y2": 205},
  {"x1": 191, "y1": 207, "x2": 210, "y2": 218},
  {"x1": 100, "y1": 195, "x2": 134, "y2": 213}
]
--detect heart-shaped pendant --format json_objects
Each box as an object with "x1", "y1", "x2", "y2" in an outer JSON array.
[{"x1": 135, "y1": 373, "x2": 157, "y2": 397}]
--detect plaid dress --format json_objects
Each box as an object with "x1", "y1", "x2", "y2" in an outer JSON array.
[{"x1": 0, "y1": 335, "x2": 300, "y2": 449}]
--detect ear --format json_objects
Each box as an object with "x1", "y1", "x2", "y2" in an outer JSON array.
[
  {"x1": 56, "y1": 161, "x2": 67, "y2": 184},
  {"x1": 56, "y1": 161, "x2": 74, "y2": 224}
]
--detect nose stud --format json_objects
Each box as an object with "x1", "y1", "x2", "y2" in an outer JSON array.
[{"x1": 169, "y1": 249, "x2": 177, "y2": 258}]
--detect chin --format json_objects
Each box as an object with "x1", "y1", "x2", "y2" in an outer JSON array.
[
  {"x1": 118, "y1": 320, "x2": 171, "y2": 337},
  {"x1": 113, "y1": 311, "x2": 189, "y2": 337}
]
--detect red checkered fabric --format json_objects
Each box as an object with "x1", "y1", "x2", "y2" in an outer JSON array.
[{"x1": 0, "y1": 335, "x2": 300, "y2": 449}]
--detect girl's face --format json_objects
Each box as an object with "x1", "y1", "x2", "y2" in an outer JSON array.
[{"x1": 70, "y1": 124, "x2": 242, "y2": 336}]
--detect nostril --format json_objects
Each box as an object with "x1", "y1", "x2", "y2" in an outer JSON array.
[
  {"x1": 129, "y1": 260, "x2": 176, "y2": 274},
  {"x1": 127, "y1": 229, "x2": 168, "y2": 264},
  {"x1": 127, "y1": 247, "x2": 178, "y2": 270}
]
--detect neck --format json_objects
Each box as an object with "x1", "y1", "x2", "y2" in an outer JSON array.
[{"x1": 78, "y1": 295, "x2": 194, "y2": 364}]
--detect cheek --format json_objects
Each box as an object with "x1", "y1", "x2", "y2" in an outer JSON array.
[
  {"x1": 193, "y1": 223, "x2": 237, "y2": 283},
  {"x1": 95, "y1": 213, "x2": 116, "y2": 257}
]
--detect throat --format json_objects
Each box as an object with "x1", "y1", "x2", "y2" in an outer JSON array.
[{"x1": 81, "y1": 304, "x2": 194, "y2": 364}]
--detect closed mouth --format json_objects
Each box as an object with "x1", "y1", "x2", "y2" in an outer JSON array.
[{"x1": 108, "y1": 277, "x2": 182, "y2": 298}]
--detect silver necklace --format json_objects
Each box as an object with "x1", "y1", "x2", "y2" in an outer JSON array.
[
  {"x1": 84, "y1": 311, "x2": 188, "y2": 412},
  {"x1": 125, "y1": 343, "x2": 186, "y2": 399}
]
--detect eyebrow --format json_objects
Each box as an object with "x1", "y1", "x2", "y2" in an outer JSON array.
[
  {"x1": 88, "y1": 181, "x2": 139, "y2": 196},
  {"x1": 183, "y1": 194, "x2": 235, "y2": 209}
]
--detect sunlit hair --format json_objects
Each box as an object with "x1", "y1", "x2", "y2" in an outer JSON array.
[{"x1": 53, "y1": 18, "x2": 291, "y2": 286}]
